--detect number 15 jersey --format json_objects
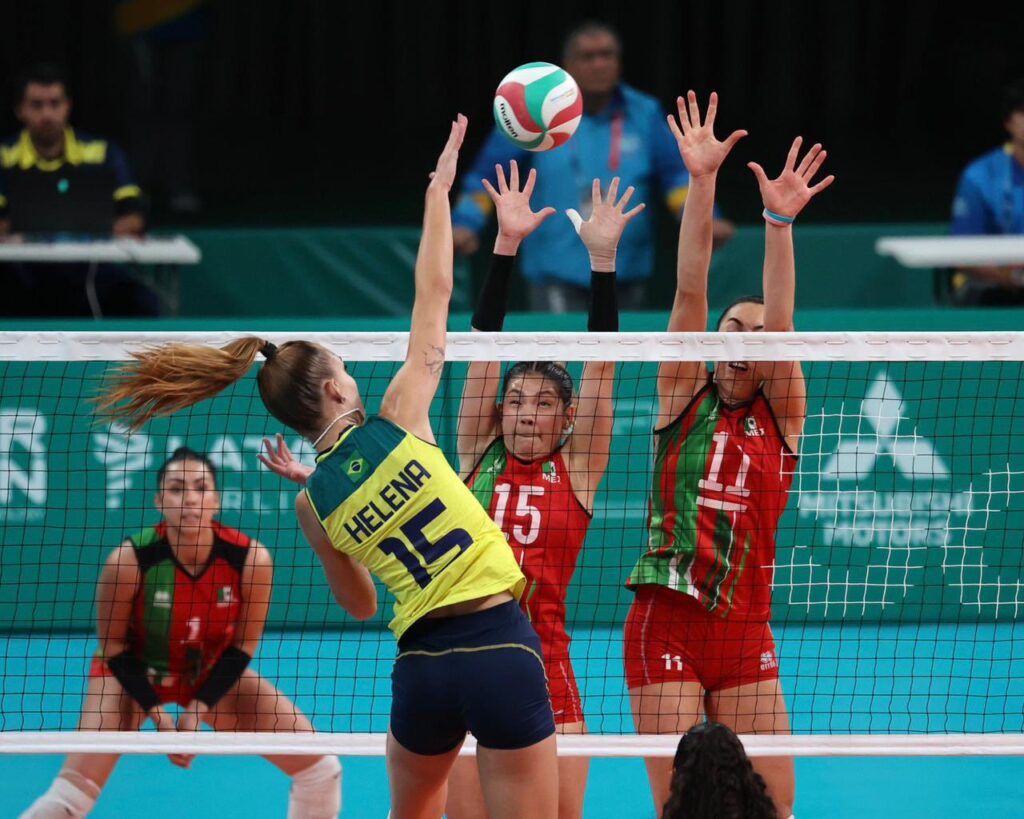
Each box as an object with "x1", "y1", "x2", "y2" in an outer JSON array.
[
  {"x1": 467, "y1": 439, "x2": 591, "y2": 651},
  {"x1": 627, "y1": 381, "x2": 797, "y2": 621},
  {"x1": 305, "y1": 416, "x2": 525, "y2": 639}
]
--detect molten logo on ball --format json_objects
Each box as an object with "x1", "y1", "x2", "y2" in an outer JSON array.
[{"x1": 493, "y1": 62, "x2": 583, "y2": 152}]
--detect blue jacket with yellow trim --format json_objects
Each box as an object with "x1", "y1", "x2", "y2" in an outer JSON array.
[
  {"x1": 951, "y1": 145, "x2": 1024, "y2": 236},
  {"x1": 453, "y1": 83, "x2": 689, "y2": 286}
]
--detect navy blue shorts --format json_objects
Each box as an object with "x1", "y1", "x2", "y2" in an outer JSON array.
[{"x1": 390, "y1": 601, "x2": 555, "y2": 755}]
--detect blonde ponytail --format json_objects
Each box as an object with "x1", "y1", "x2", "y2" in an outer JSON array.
[{"x1": 95, "y1": 337, "x2": 268, "y2": 430}]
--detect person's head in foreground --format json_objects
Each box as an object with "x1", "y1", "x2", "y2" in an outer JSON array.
[
  {"x1": 499, "y1": 361, "x2": 576, "y2": 462},
  {"x1": 662, "y1": 721, "x2": 779, "y2": 819}
]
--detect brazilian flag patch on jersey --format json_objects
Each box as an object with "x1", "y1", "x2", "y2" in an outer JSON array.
[{"x1": 341, "y1": 451, "x2": 369, "y2": 484}]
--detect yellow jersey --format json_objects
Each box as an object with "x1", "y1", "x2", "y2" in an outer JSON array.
[{"x1": 305, "y1": 416, "x2": 525, "y2": 639}]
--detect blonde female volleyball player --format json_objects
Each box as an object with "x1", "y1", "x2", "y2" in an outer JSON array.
[
  {"x1": 93, "y1": 116, "x2": 559, "y2": 819},
  {"x1": 623, "y1": 91, "x2": 833, "y2": 819},
  {"x1": 444, "y1": 162, "x2": 643, "y2": 819},
  {"x1": 259, "y1": 162, "x2": 643, "y2": 819},
  {"x1": 19, "y1": 447, "x2": 341, "y2": 819}
]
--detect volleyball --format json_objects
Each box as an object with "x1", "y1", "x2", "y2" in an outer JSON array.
[{"x1": 493, "y1": 62, "x2": 583, "y2": 152}]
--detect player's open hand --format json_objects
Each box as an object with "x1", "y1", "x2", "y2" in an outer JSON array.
[
  {"x1": 748, "y1": 136, "x2": 835, "y2": 220},
  {"x1": 484, "y1": 160, "x2": 556, "y2": 251},
  {"x1": 258, "y1": 434, "x2": 313, "y2": 486},
  {"x1": 667, "y1": 91, "x2": 747, "y2": 179},
  {"x1": 428, "y1": 114, "x2": 468, "y2": 193},
  {"x1": 566, "y1": 177, "x2": 645, "y2": 272}
]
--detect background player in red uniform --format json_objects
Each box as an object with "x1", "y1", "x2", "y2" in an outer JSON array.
[
  {"x1": 19, "y1": 447, "x2": 341, "y2": 819},
  {"x1": 623, "y1": 91, "x2": 833, "y2": 819},
  {"x1": 447, "y1": 161, "x2": 644, "y2": 819}
]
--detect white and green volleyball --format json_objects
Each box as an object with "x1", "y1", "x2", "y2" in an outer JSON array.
[{"x1": 493, "y1": 62, "x2": 583, "y2": 152}]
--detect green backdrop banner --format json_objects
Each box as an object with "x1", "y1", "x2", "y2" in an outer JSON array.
[
  {"x1": 2, "y1": 310, "x2": 1022, "y2": 632},
  {"x1": 174, "y1": 224, "x2": 945, "y2": 318}
]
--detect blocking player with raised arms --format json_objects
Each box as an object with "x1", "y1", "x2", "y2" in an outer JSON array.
[
  {"x1": 95, "y1": 117, "x2": 559, "y2": 819},
  {"x1": 623, "y1": 92, "x2": 833, "y2": 819},
  {"x1": 444, "y1": 161, "x2": 644, "y2": 819},
  {"x1": 19, "y1": 447, "x2": 341, "y2": 819}
]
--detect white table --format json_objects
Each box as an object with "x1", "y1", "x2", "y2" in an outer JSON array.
[
  {"x1": 0, "y1": 236, "x2": 202, "y2": 317},
  {"x1": 876, "y1": 235, "x2": 1024, "y2": 268}
]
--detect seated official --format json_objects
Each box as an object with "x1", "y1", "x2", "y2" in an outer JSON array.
[
  {"x1": 948, "y1": 77, "x2": 1024, "y2": 306},
  {"x1": 0, "y1": 64, "x2": 157, "y2": 316}
]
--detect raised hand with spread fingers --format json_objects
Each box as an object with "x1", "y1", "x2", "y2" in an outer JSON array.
[{"x1": 748, "y1": 136, "x2": 835, "y2": 224}]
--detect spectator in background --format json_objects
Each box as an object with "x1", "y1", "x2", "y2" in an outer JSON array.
[
  {"x1": 949, "y1": 78, "x2": 1024, "y2": 305},
  {"x1": 453, "y1": 21, "x2": 734, "y2": 313},
  {"x1": 661, "y1": 722, "x2": 778, "y2": 819},
  {"x1": 0, "y1": 64, "x2": 156, "y2": 316}
]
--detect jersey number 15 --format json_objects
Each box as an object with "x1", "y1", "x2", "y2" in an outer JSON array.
[{"x1": 379, "y1": 498, "x2": 473, "y2": 588}]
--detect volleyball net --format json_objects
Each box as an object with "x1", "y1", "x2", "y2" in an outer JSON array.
[{"x1": 1, "y1": 331, "x2": 1023, "y2": 757}]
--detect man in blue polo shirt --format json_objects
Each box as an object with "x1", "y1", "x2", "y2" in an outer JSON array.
[
  {"x1": 949, "y1": 78, "x2": 1024, "y2": 305},
  {"x1": 452, "y1": 21, "x2": 733, "y2": 312}
]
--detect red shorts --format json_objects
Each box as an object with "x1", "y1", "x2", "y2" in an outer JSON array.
[
  {"x1": 540, "y1": 634, "x2": 584, "y2": 726},
  {"x1": 623, "y1": 585, "x2": 779, "y2": 692},
  {"x1": 90, "y1": 654, "x2": 201, "y2": 708}
]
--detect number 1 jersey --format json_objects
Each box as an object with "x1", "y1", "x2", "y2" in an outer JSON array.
[
  {"x1": 627, "y1": 382, "x2": 797, "y2": 621},
  {"x1": 306, "y1": 416, "x2": 524, "y2": 639}
]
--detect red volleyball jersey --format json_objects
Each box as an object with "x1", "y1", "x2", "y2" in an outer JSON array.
[
  {"x1": 126, "y1": 521, "x2": 250, "y2": 687},
  {"x1": 468, "y1": 440, "x2": 591, "y2": 652},
  {"x1": 628, "y1": 382, "x2": 797, "y2": 621}
]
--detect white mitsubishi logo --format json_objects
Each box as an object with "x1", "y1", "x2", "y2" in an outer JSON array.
[{"x1": 822, "y1": 373, "x2": 949, "y2": 480}]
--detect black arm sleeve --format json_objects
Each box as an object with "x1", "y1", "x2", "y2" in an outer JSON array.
[
  {"x1": 194, "y1": 646, "x2": 252, "y2": 708},
  {"x1": 471, "y1": 253, "x2": 515, "y2": 331},
  {"x1": 107, "y1": 651, "x2": 161, "y2": 712},
  {"x1": 588, "y1": 271, "x2": 619, "y2": 332}
]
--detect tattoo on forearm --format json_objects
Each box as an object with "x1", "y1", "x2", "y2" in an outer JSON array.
[{"x1": 423, "y1": 345, "x2": 445, "y2": 376}]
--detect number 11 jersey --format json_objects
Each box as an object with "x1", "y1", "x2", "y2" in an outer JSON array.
[
  {"x1": 306, "y1": 416, "x2": 524, "y2": 639},
  {"x1": 627, "y1": 381, "x2": 797, "y2": 621}
]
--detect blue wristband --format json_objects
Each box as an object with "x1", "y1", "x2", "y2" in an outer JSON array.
[{"x1": 763, "y1": 208, "x2": 796, "y2": 226}]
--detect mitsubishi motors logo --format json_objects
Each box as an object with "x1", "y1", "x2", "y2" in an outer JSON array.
[
  {"x1": 822, "y1": 374, "x2": 949, "y2": 481},
  {"x1": 778, "y1": 368, "x2": 1024, "y2": 618}
]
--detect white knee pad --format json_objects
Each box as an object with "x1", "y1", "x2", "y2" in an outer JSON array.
[
  {"x1": 19, "y1": 770, "x2": 101, "y2": 819},
  {"x1": 287, "y1": 756, "x2": 342, "y2": 819}
]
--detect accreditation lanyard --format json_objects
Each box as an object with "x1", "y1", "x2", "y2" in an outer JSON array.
[{"x1": 570, "y1": 109, "x2": 625, "y2": 217}]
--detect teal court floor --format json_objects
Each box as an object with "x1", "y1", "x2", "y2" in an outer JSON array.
[{"x1": 3, "y1": 624, "x2": 1023, "y2": 818}]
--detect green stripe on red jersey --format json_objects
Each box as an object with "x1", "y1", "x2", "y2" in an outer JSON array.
[
  {"x1": 630, "y1": 381, "x2": 794, "y2": 621},
  {"x1": 131, "y1": 526, "x2": 163, "y2": 548},
  {"x1": 139, "y1": 560, "x2": 175, "y2": 674},
  {"x1": 628, "y1": 389, "x2": 717, "y2": 592},
  {"x1": 467, "y1": 440, "x2": 508, "y2": 509}
]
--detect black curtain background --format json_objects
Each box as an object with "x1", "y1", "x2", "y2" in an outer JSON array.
[{"x1": 0, "y1": 0, "x2": 1022, "y2": 226}]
